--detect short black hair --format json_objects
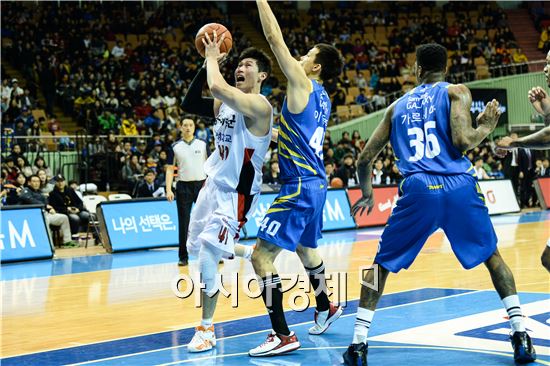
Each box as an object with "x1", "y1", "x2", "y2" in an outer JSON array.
[
  {"x1": 145, "y1": 169, "x2": 156, "y2": 175},
  {"x1": 416, "y1": 43, "x2": 447, "y2": 73},
  {"x1": 239, "y1": 47, "x2": 272, "y2": 77},
  {"x1": 314, "y1": 43, "x2": 344, "y2": 81}
]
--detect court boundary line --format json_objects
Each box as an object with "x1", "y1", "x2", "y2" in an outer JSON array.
[
  {"x1": 64, "y1": 289, "x2": 484, "y2": 366},
  {"x1": 156, "y1": 345, "x2": 550, "y2": 366}
]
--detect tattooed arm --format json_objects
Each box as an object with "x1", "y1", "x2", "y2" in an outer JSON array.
[
  {"x1": 351, "y1": 102, "x2": 394, "y2": 216},
  {"x1": 448, "y1": 84, "x2": 501, "y2": 152}
]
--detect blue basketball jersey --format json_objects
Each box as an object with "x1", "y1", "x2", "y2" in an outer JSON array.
[
  {"x1": 278, "y1": 80, "x2": 330, "y2": 182},
  {"x1": 390, "y1": 82, "x2": 472, "y2": 177}
]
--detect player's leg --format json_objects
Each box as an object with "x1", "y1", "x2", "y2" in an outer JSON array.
[
  {"x1": 187, "y1": 242, "x2": 224, "y2": 353},
  {"x1": 344, "y1": 174, "x2": 439, "y2": 365},
  {"x1": 186, "y1": 179, "x2": 215, "y2": 261},
  {"x1": 542, "y1": 241, "x2": 550, "y2": 272},
  {"x1": 484, "y1": 250, "x2": 536, "y2": 363},
  {"x1": 249, "y1": 181, "x2": 308, "y2": 356},
  {"x1": 296, "y1": 190, "x2": 344, "y2": 335},
  {"x1": 441, "y1": 175, "x2": 536, "y2": 364},
  {"x1": 296, "y1": 245, "x2": 340, "y2": 333},
  {"x1": 249, "y1": 238, "x2": 302, "y2": 357}
]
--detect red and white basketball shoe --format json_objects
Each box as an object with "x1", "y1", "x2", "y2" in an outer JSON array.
[{"x1": 248, "y1": 331, "x2": 301, "y2": 357}]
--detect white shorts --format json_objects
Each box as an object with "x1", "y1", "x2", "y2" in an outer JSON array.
[{"x1": 187, "y1": 178, "x2": 258, "y2": 258}]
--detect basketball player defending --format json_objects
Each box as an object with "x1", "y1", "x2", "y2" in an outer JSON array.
[
  {"x1": 496, "y1": 50, "x2": 550, "y2": 273},
  {"x1": 343, "y1": 44, "x2": 536, "y2": 365},
  {"x1": 249, "y1": 0, "x2": 345, "y2": 357},
  {"x1": 181, "y1": 33, "x2": 273, "y2": 353}
]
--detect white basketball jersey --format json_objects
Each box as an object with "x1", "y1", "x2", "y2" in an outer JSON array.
[{"x1": 204, "y1": 97, "x2": 273, "y2": 195}]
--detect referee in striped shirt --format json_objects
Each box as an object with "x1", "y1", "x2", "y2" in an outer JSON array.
[{"x1": 166, "y1": 118, "x2": 208, "y2": 266}]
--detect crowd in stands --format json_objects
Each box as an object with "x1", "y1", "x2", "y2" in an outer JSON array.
[
  {"x1": 248, "y1": 1, "x2": 526, "y2": 119},
  {"x1": 1, "y1": 1, "x2": 254, "y2": 140},
  {"x1": 1, "y1": 1, "x2": 533, "y2": 144},
  {"x1": 530, "y1": 2, "x2": 550, "y2": 53}
]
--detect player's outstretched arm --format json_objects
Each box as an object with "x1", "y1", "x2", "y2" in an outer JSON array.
[
  {"x1": 352, "y1": 103, "x2": 394, "y2": 216},
  {"x1": 498, "y1": 126, "x2": 550, "y2": 150},
  {"x1": 203, "y1": 32, "x2": 272, "y2": 125},
  {"x1": 449, "y1": 84, "x2": 501, "y2": 151},
  {"x1": 256, "y1": 0, "x2": 310, "y2": 113}
]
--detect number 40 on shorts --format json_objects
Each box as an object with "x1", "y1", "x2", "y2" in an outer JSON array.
[{"x1": 258, "y1": 217, "x2": 281, "y2": 236}]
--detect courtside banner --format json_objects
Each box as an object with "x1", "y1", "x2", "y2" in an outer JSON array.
[
  {"x1": 347, "y1": 186, "x2": 399, "y2": 227},
  {"x1": 478, "y1": 179, "x2": 520, "y2": 215},
  {"x1": 1, "y1": 205, "x2": 54, "y2": 263},
  {"x1": 534, "y1": 177, "x2": 550, "y2": 210},
  {"x1": 323, "y1": 189, "x2": 356, "y2": 231},
  {"x1": 97, "y1": 198, "x2": 178, "y2": 252},
  {"x1": 243, "y1": 190, "x2": 355, "y2": 239}
]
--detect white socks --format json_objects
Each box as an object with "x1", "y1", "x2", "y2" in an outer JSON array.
[
  {"x1": 502, "y1": 295, "x2": 525, "y2": 332},
  {"x1": 201, "y1": 318, "x2": 213, "y2": 328},
  {"x1": 352, "y1": 307, "x2": 375, "y2": 344}
]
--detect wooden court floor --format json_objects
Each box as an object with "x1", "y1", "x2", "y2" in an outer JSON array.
[{"x1": 2, "y1": 211, "x2": 549, "y2": 359}]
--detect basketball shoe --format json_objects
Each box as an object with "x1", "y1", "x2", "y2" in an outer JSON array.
[
  {"x1": 248, "y1": 331, "x2": 300, "y2": 357},
  {"x1": 308, "y1": 302, "x2": 344, "y2": 335},
  {"x1": 187, "y1": 325, "x2": 216, "y2": 353},
  {"x1": 343, "y1": 342, "x2": 367, "y2": 366},
  {"x1": 511, "y1": 331, "x2": 536, "y2": 364}
]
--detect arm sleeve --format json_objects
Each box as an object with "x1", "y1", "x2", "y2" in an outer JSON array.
[{"x1": 181, "y1": 67, "x2": 215, "y2": 118}]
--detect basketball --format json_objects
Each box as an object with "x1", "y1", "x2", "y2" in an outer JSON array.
[
  {"x1": 330, "y1": 177, "x2": 344, "y2": 188},
  {"x1": 195, "y1": 23, "x2": 233, "y2": 58}
]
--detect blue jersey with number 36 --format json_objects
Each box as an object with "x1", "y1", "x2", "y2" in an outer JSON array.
[
  {"x1": 390, "y1": 82, "x2": 473, "y2": 177},
  {"x1": 278, "y1": 80, "x2": 330, "y2": 182}
]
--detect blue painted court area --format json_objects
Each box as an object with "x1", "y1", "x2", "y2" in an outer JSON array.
[
  {"x1": 2, "y1": 289, "x2": 549, "y2": 366},
  {"x1": 2, "y1": 210, "x2": 549, "y2": 282}
]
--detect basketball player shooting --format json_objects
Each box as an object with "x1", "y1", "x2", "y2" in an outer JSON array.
[{"x1": 180, "y1": 28, "x2": 274, "y2": 353}]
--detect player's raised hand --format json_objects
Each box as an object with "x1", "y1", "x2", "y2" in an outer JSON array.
[
  {"x1": 528, "y1": 87, "x2": 550, "y2": 117},
  {"x1": 351, "y1": 193, "x2": 375, "y2": 217},
  {"x1": 477, "y1": 99, "x2": 501, "y2": 130},
  {"x1": 202, "y1": 30, "x2": 227, "y2": 61}
]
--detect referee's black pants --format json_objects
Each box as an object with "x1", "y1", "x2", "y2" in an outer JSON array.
[{"x1": 176, "y1": 180, "x2": 205, "y2": 261}]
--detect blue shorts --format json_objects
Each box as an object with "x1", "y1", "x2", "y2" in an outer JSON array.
[
  {"x1": 376, "y1": 173, "x2": 497, "y2": 273},
  {"x1": 257, "y1": 176, "x2": 327, "y2": 252}
]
